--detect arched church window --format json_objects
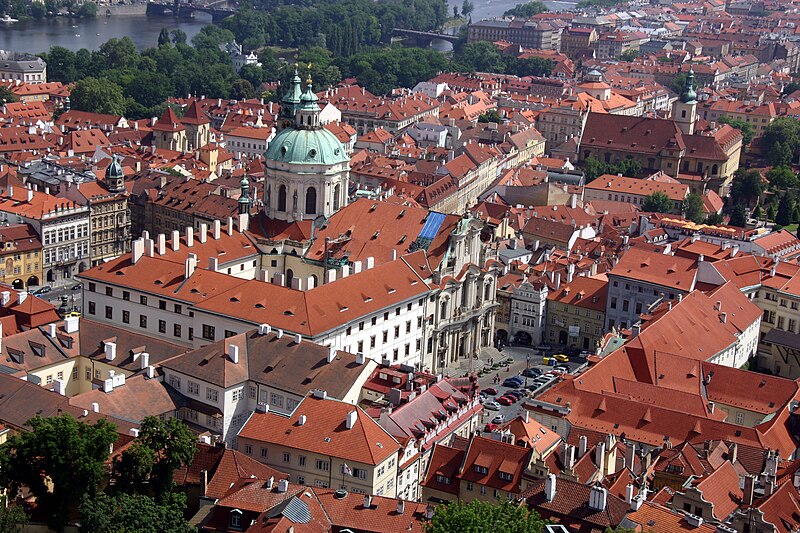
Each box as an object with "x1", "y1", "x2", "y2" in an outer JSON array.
[
  {"x1": 306, "y1": 187, "x2": 317, "y2": 214},
  {"x1": 278, "y1": 185, "x2": 287, "y2": 212},
  {"x1": 333, "y1": 184, "x2": 341, "y2": 211}
]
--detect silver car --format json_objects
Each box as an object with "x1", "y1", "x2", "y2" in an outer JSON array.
[{"x1": 483, "y1": 400, "x2": 501, "y2": 411}]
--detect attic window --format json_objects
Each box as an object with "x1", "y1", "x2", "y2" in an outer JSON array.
[
  {"x1": 255, "y1": 303, "x2": 265, "y2": 308},
  {"x1": 230, "y1": 297, "x2": 240, "y2": 303}
]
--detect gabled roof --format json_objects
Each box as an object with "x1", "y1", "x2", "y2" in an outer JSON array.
[
  {"x1": 608, "y1": 247, "x2": 697, "y2": 292},
  {"x1": 152, "y1": 107, "x2": 186, "y2": 133},
  {"x1": 238, "y1": 395, "x2": 400, "y2": 466}
]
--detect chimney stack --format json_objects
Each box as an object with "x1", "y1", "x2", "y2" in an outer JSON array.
[
  {"x1": 132, "y1": 238, "x2": 145, "y2": 264},
  {"x1": 185, "y1": 254, "x2": 198, "y2": 279},
  {"x1": 199, "y1": 223, "x2": 208, "y2": 244},
  {"x1": 213, "y1": 219, "x2": 221, "y2": 239},
  {"x1": 228, "y1": 344, "x2": 239, "y2": 364},
  {"x1": 156, "y1": 233, "x2": 166, "y2": 255},
  {"x1": 171, "y1": 230, "x2": 180, "y2": 251},
  {"x1": 186, "y1": 226, "x2": 194, "y2": 247},
  {"x1": 545, "y1": 473, "x2": 557, "y2": 502}
]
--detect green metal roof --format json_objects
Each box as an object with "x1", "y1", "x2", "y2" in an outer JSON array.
[{"x1": 265, "y1": 127, "x2": 348, "y2": 165}]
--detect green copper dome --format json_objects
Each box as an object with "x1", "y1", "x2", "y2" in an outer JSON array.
[
  {"x1": 265, "y1": 127, "x2": 349, "y2": 165},
  {"x1": 106, "y1": 154, "x2": 124, "y2": 179}
]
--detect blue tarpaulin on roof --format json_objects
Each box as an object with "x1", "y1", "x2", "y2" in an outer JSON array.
[{"x1": 418, "y1": 212, "x2": 446, "y2": 242}]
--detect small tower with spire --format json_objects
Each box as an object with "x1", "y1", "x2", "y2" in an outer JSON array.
[
  {"x1": 238, "y1": 175, "x2": 251, "y2": 215},
  {"x1": 105, "y1": 154, "x2": 125, "y2": 194},
  {"x1": 295, "y1": 65, "x2": 321, "y2": 130},
  {"x1": 278, "y1": 68, "x2": 303, "y2": 130},
  {"x1": 672, "y1": 67, "x2": 698, "y2": 135}
]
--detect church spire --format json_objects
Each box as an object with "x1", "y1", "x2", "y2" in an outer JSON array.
[
  {"x1": 279, "y1": 67, "x2": 303, "y2": 125},
  {"x1": 238, "y1": 175, "x2": 251, "y2": 215},
  {"x1": 682, "y1": 67, "x2": 697, "y2": 104}
]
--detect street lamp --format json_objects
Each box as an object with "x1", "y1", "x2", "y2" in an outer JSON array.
[{"x1": 525, "y1": 354, "x2": 530, "y2": 387}]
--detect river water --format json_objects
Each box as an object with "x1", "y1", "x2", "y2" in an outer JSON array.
[
  {"x1": 0, "y1": 12, "x2": 213, "y2": 53},
  {"x1": 0, "y1": 0, "x2": 575, "y2": 54}
]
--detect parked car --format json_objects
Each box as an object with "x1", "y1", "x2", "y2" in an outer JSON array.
[
  {"x1": 506, "y1": 394, "x2": 520, "y2": 403},
  {"x1": 484, "y1": 423, "x2": 498, "y2": 432},
  {"x1": 484, "y1": 401, "x2": 501, "y2": 411},
  {"x1": 507, "y1": 390, "x2": 526, "y2": 399},
  {"x1": 492, "y1": 414, "x2": 505, "y2": 424},
  {"x1": 71, "y1": 283, "x2": 82, "y2": 291},
  {"x1": 536, "y1": 344, "x2": 552, "y2": 351},
  {"x1": 481, "y1": 387, "x2": 498, "y2": 396},
  {"x1": 497, "y1": 396, "x2": 513, "y2": 406},
  {"x1": 502, "y1": 378, "x2": 523, "y2": 388},
  {"x1": 33, "y1": 286, "x2": 52, "y2": 295},
  {"x1": 522, "y1": 368, "x2": 542, "y2": 378},
  {"x1": 554, "y1": 365, "x2": 570, "y2": 374},
  {"x1": 553, "y1": 353, "x2": 569, "y2": 363},
  {"x1": 579, "y1": 350, "x2": 592, "y2": 358}
]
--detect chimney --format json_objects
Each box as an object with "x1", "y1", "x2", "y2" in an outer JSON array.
[
  {"x1": 588, "y1": 485, "x2": 608, "y2": 511},
  {"x1": 579, "y1": 435, "x2": 587, "y2": 457},
  {"x1": 140, "y1": 352, "x2": 150, "y2": 370},
  {"x1": 728, "y1": 442, "x2": 737, "y2": 464},
  {"x1": 327, "y1": 346, "x2": 336, "y2": 363},
  {"x1": 185, "y1": 253, "x2": 198, "y2": 279},
  {"x1": 345, "y1": 410, "x2": 358, "y2": 429},
  {"x1": 291, "y1": 277, "x2": 304, "y2": 291},
  {"x1": 625, "y1": 442, "x2": 636, "y2": 469},
  {"x1": 208, "y1": 256, "x2": 219, "y2": 271},
  {"x1": 596, "y1": 441, "x2": 606, "y2": 473},
  {"x1": 545, "y1": 473, "x2": 557, "y2": 502},
  {"x1": 306, "y1": 276, "x2": 316, "y2": 290},
  {"x1": 363, "y1": 495, "x2": 372, "y2": 509},
  {"x1": 238, "y1": 212, "x2": 249, "y2": 232},
  {"x1": 199, "y1": 223, "x2": 208, "y2": 244},
  {"x1": 26, "y1": 188, "x2": 33, "y2": 202},
  {"x1": 186, "y1": 226, "x2": 194, "y2": 247},
  {"x1": 340, "y1": 265, "x2": 350, "y2": 278},
  {"x1": 259, "y1": 324, "x2": 272, "y2": 335},
  {"x1": 266, "y1": 476, "x2": 274, "y2": 489},
  {"x1": 64, "y1": 316, "x2": 79, "y2": 334},
  {"x1": 131, "y1": 238, "x2": 145, "y2": 263},
  {"x1": 201, "y1": 469, "x2": 208, "y2": 497},
  {"x1": 227, "y1": 217, "x2": 234, "y2": 236},
  {"x1": 356, "y1": 352, "x2": 365, "y2": 365},
  {"x1": 213, "y1": 219, "x2": 221, "y2": 239},
  {"x1": 396, "y1": 500, "x2": 405, "y2": 515},
  {"x1": 298, "y1": 414, "x2": 307, "y2": 426},
  {"x1": 228, "y1": 344, "x2": 239, "y2": 364},
  {"x1": 91, "y1": 402, "x2": 100, "y2": 413},
  {"x1": 0, "y1": 291, "x2": 9, "y2": 306},
  {"x1": 103, "y1": 378, "x2": 113, "y2": 393},
  {"x1": 104, "y1": 341, "x2": 116, "y2": 361},
  {"x1": 353, "y1": 261, "x2": 362, "y2": 274},
  {"x1": 46, "y1": 323, "x2": 56, "y2": 338},
  {"x1": 144, "y1": 238, "x2": 154, "y2": 257},
  {"x1": 294, "y1": 334, "x2": 302, "y2": 344},
  {"x1": 53, "y1": 379, "x2": 65, "y2": 396},
  {"x1": 742, "y1": 475, "x2": 755, "y2": 505},
  {"x1": 276, "y1": 329, "x2": 283, "y2": 339},
  {"x1": 365, "y1": 257, "x2": 375, "y2": 269},
  {"x1": 146, "y1": 365, "x2": 155, "y2": 379},
  {"x1": 129, "y1": 428, "x2": 139, "y2": 438},
  {"x1": 16, "y1": 291, "x2": 26, "y2": 305},
  {"x1": 625, "y1": 484, "x2": 634, "y2": 504},
  {"x1": 425, "y1": 505, "x2": 434, "y2": 520},
  {"x1": 278, "y1": 479, "x2": 288, "y2": 493},
  {"x1": 171, "y1": 230, "x2": 180, "y2": 251},
  {"x1": 326, "y1": 269, "x2": 337, "y2": 284},
  {"x1": 720, "y1": 312, "x2": 727, "y2": 323},
  {"x1": 272, "y1": 273, "x2": 285, "y2": 286}
]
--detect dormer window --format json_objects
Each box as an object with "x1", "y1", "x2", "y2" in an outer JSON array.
[
  {"x1": 229, "y1": 509, "x2": 243, "y2": 530},
  {"x1": 435, "y1": 475, "x2": 451, "y2": 484},
  {"x1": 474, "y1": 465, "x2": 489, "y2": 475},
  {"x1": 498, "y1": 471, "x2": 513, "y2": 482}
]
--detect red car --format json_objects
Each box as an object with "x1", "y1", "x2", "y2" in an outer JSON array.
[
  {"x1": 481, "y1": 387, "x2": 498, "y2": 396},
  {"x1": 484, "y1": 423, "x2": 498, "y2": 432},
  {"x1": 497, "y1": 396, "x2": 513, "y2": 406},
  {"x1": 505, "y1": 394, "x2": 519, "y2": 403}
]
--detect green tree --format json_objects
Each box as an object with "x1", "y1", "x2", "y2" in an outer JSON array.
[
  {"x1": 454, "y1": 41, "x2": 505, "y2": 73},
  {"x1": 0, "y1": 86, "x2": 17, "y2": 104},
  {"x1": 753, "y1": 205, "x2": 763, "y2": 220},
  {"x1": 0, "y1": 415, "x2": 117, "y2": 531},
  {"x1": 158, "y1": 28, "x2": 171, "y2": 47},
  {"x1": 705, "y1": 212, "x2": 724, "y2": 225},
  {"x1": 42, "y1": 46, "x2": 78, "y2": 83},
  {"x1": 0, "y1": 498, "x2": 27, "y2": 533},
  {"x1": 77, "y1": 1, "x2": 96, "y2": 17},
  {"x1": 730, "y1": 168, "x2": 764, "y2": 208},
  {"x1": 70, "y1": 77, "x2": 127, "y2": 115},
  {"x1": 766, "y1": 165, "x2": 798, "y2": 189},
  {"x1": 29, "y1": 1, "x2": 46, "y2": 19},
  {"x1": 776, "y1": 193, "x2": 796, "y2": 226},
  {"x1": 762, "y1": 117, "x2": 800, "y2": 167},
  {"x1": 478, "y1": 110, "x2": 502, "y2": 123},
  {"x1": 729, "y1": 205, "x2": 748, "y2": 227},
  {"x1": 684, "y1": 192, "x2": 705, "y2": 223},
  {"x1": 783, "y1": 81, "x2": 800, "y2": 95},
  {"x1": 113, "y1": 417, "x2": 196, "y2": 498},
  {"x1": 97, "y1": 37, "x2": 139, "y2": 71},
  {"x1": 461, "y1": 0, "x2": 473, "y2": 17},
  {"x1": 503, "y1": 1, "x2": 548, "y2": 17},
  {"x1": 719, "y1": 115, "x2": 755, "y2": 147},
  {"x1": 620, "y1": 49, "x2": 640, "y2": 62},
  {"x1": 170, "y1": 29, "x2": 187, "y2": 45},
  {"x1": 425, "y1": 499, "x2": 546, "y2": 533},
  {"x1": 231, "y1": 78, "x2": 255, "y2": 100},
  {"x1": 670, "y1": 72, "x2": 687, "y2": 95},
  {"x1": 642, "y1": 191, "x2": 674, "y2": 213},
  {"x1": 79, "y1": 492, "x2": 193, "y2": 533}
]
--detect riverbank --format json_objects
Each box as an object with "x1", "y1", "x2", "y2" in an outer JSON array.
[{"x1": 102, "y1": 3, "x2": 148, "y2": 16}]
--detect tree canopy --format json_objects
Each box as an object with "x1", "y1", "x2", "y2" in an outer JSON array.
[
  {"x1": 642, "y1": 191, "x2": 674, "y2": 214},
  {"x1": 729, "y1": 204, "x2": 748, "y2": 227},
  {"x1": 683, "y1": 193, "x2": 705, "y2": 223},
  {"x1": 424, "y1": 499, "x2": 546, "y2": 533},
  {"x1": 79, "y1": 492, "x2": 194, "y2": 533},
  {"x1": 762, "y1": 118, "x2": 800, "y2": 167},
  {"x1": 0, "y1": 415, "x2": 118, "y2": 530},
  {"x1": 730, "y1": 168, "x2": 764, "y2": 208},
  {"x1": 776, "y1": 193, "x2": 796, "y2": 226},
  {"x1": 503, "y1": 1, "x2": 548, "y2": 17},
  {"x1": 582, "y1": 157, "x2": 642, "y2": 181},
  {"x1": 719, "y1": 115, "x2": 755, "y2": 147},
  {"x1": 766, "y1": 166, "x2": 798, "y2": 189}
]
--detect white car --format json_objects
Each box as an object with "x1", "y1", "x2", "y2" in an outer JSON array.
[
  {"x1": 492, "y1": 414, "x2": 505, "y2": 424},
  {"x1": 484, "y1": 401, "x2": 501, "y2": 411}
]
